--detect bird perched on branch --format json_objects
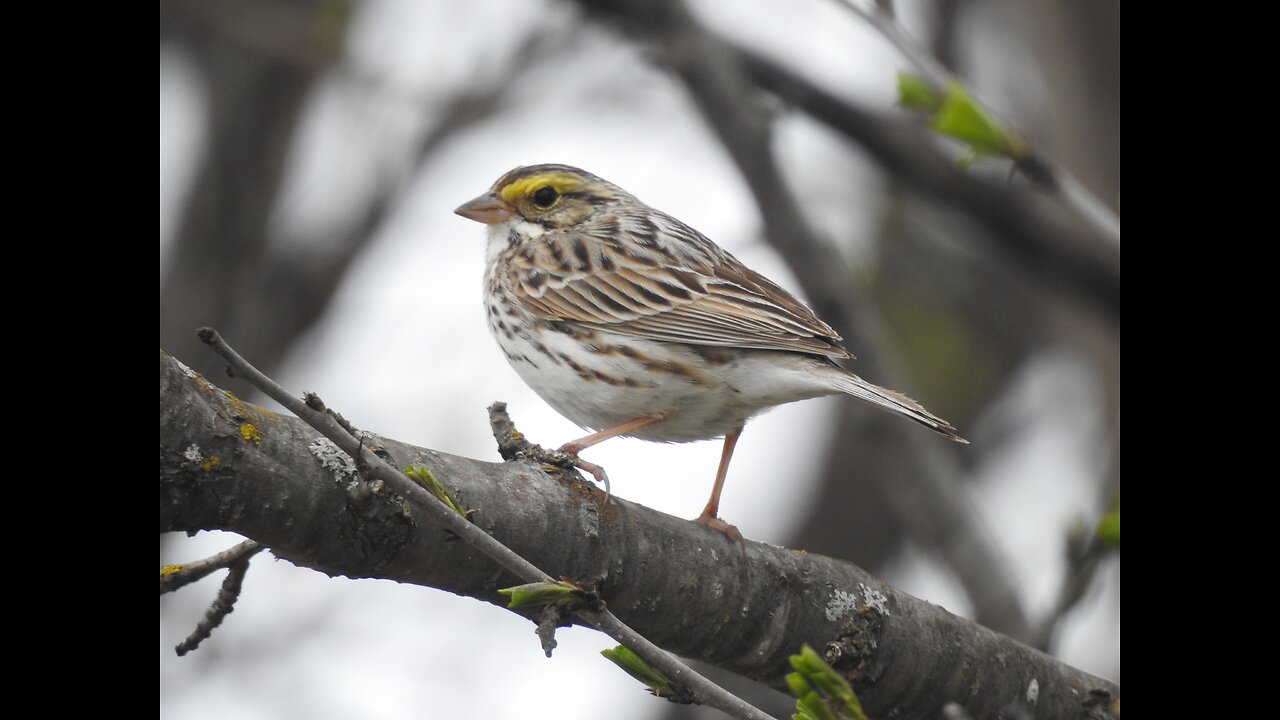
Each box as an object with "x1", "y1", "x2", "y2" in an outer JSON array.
[{"x1": 457, "y1": 164, "x2": 965, "y2": 540}]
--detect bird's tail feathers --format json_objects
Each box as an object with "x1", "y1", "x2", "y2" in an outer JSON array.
[{"x1": 832, "y1": 374, "x2": 968, "y2": 444}]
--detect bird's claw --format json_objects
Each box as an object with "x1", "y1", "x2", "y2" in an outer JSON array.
[
  {"x1": 693, "y1": 512, "x2": 742, "y2": 543},
  {"x1": 557, "y1": 449, "x2": 612, "y2": 503}
]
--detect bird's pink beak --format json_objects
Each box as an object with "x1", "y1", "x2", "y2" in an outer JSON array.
[{"x1": 455, "y1": 192, "x2": 516, "y2": 225}]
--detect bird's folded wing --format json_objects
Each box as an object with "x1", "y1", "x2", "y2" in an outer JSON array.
[{"x1": 513, "y1": 261, "x2": 852, "y2": 359}]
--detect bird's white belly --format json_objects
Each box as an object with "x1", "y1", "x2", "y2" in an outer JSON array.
[{"x1": 489, "y1": 314, "x2": 836, "y2": 442}]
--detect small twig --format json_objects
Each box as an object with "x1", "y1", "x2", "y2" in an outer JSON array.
[
  {"x1": 536, "y1": 605, "x2": 566, "y2": 657},
  {"x1": 160, "y1": 539, "x2": 265, "y2": 595},
  {"x1": 174, "y1": 550, "x2": 256, "y2": 655},
  {"x1": 502, "y1": 576, "x2": 607, "y2": 657},
  {"x1": 487, "y1": 402, "x2": 611, "y2": 498},
  {"x1": 195, "y1": 328, "x2": 778, "y2": 720},
  {"x1": 487, "y1": 400, "x2": 534, "y2": 462},
  {"x1": 838, "y1": 0, "x2": 952, "y2": 95},
  {"x1": 1028, "y1": 526, "x2": 1113, "y2": 651}
]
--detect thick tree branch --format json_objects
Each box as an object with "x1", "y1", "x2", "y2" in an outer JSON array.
[
  {"x1": 181, "y1": 332, "x2": 774, "y2": 720},
  {"x1": 160, "y1": 351, "x2": 1118, "y2": 719}
]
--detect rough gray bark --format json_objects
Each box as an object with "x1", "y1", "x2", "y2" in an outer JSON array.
[{"x1": 160, "y1": 351, "x2": 1118, "y2": 719}]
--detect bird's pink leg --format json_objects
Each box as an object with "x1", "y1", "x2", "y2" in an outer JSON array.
[
  {"x1": 693, "y1": 425, "x2": 744, "y2": 542},
  {"x1": 560, "y1": 414, "x2": 665, "y2": 454},
  {"x1": 560, "y1": 415, "x2": 666, "y2": 498}
]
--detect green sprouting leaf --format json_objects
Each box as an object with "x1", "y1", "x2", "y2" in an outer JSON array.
[
  {"x1": 795, "y1": 691, "x2": 840, "y2": 720},
  {"x1": 1097, "y1": 498, "x2": 1120, "y2": 549},
  {"x1": 899, "y1": 73, "x2": 1027, "y2": 163},
  {"x1": 897, "y1": 72, "x2": 940, "y2": 111},
  {"x1": 404, "y1": 465, "x2": 470, "y2": 517},
  {"x1": 602, "y1": 645, "x2": 668, "y2": 688},
  {"x1": 786, "y1": 671, "x2": 812, "y2": 699},
  {"x1": 601, "y1": 645, "x2": 691, "y2": 702},
  {"x1": 933, "y1": 82, "x2": 1026, "y2": 160},
  {"x1": 498, "y1": 580, "x2": 580, "y2": 608},
  {"x1": 786, "y1": 644, "x2": 868, "y2": 720}
]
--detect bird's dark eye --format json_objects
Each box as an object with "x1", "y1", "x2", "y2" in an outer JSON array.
[{"x1": 531, "y1": 185, "x2": 559, "y2": 208}]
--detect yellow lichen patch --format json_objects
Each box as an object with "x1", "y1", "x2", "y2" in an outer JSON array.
[
  {"x1": 221, "y1": 391, "x2": 281, "y2": 424},
  {"x1": 202, "y1": 456, "x2": 222, "y2": 471},
  {"x1": 239, "y1": 423, "x2": 263, "y2": 445},
  {"x1": 500, "y1": 171, "x2": 587, "y2": 204},
  {"x1": 564, "y1": 479, "x2": 598, "y2": 500},
  {"x1": 160, "y1": 564, "x2": 186, "y2": 577}
]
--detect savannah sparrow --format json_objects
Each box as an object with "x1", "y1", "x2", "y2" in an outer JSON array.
[{"x1": 456, "y1": 164, "x2": 965, "y2": 540}]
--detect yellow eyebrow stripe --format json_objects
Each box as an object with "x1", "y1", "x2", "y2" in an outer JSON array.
[{"x1": 499, "y1": 171, "x2": 588, "y2": 203}]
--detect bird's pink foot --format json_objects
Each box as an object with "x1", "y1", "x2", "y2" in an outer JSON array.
[{"x1": 693, "y1": 512, "x2": 742, "y2": 542}]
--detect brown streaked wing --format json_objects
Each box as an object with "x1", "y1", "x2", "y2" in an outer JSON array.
[{"x1": 511, "y1": 246, "x2": 852, "y2": 359}]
